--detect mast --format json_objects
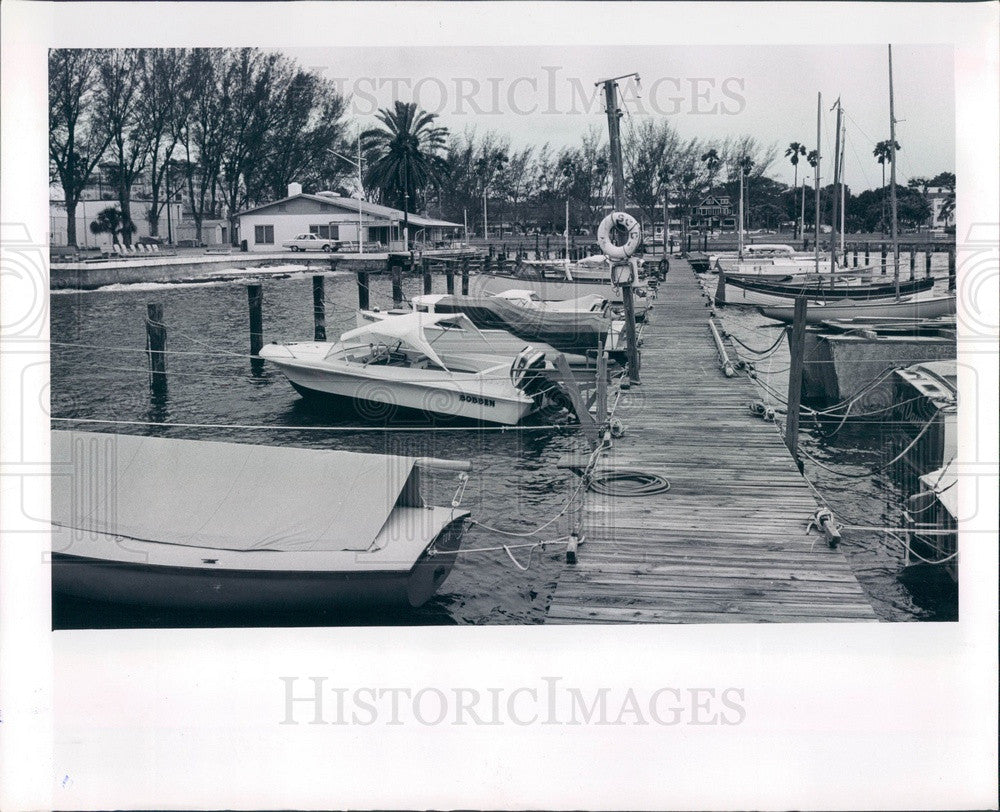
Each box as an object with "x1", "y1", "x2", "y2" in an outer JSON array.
[
  {"x1": 565, "y1": 198, "x2": 570, "y2": 267},
  {"x1": 830, "y1": 98, "x2": 842, "y2": 271},
  {"x1": 889, "y1": 44, "x2": 900, "y2": 298},
  {"x1": 839, "y1": 120, "x2": 846, "y2": 255},
  {"x1": 814, "y1": 92, "x2": 821, "y2": 274},
  {"x1": 738, "y1": 168, "x2": 745, "y2": 258}
]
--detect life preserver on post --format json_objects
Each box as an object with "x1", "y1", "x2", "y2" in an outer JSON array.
[{"x1": 597, "y1": 211, "x2": 642, "y2": 261}]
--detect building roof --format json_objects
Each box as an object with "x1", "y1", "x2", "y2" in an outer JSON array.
[{"x1": 236, "y1": 193, "x2": 461, "y2": 229}]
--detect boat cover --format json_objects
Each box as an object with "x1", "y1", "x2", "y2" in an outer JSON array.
[
  {"x1": 51, "y1": 431, "x2": 421, "y2": 552},
  {"x1": 339, "y1": 311, "x2": 466, "y2": 370}
]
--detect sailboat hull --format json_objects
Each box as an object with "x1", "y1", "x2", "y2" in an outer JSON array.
[{"x1": 757, "y1": 295, "x2": 955, "y2": 324}]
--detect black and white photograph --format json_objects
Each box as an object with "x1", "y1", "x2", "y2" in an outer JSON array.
[{"x1": 1, "y1": 2, "x2": 997, "y2": 810}]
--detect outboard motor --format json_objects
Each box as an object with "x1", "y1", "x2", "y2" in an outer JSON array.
[{"x1": 510, "y1": 347, "x2": 547, "y2": 394}]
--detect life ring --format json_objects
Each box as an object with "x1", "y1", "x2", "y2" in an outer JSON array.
[{"x1": 597, "y1": 211, "x2": 642, "y2": 260}]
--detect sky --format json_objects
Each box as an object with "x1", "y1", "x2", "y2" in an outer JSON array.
[{"x1": 289, "y1": 44, "x2": 955, "y2": 192}]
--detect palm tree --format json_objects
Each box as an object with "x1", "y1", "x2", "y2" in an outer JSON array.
[
  {"x1": 362, "y1": 101, "x2": 449, "y2": 247},
  {"x1": 785, "y1": 142, "x2": 806, "y2": 237},
  {"x1": 873, "y1": 139, "x2": 901, "y2": 232}
]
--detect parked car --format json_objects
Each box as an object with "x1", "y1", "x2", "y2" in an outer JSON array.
[{"x1": 282, "y1": 233, "x2": 340, "y2": 252}]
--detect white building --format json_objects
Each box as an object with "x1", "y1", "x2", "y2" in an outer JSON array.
[
  {"x1": 926, "y1": 186, "x2": 955, "y2": 229},
  {"x1": 236, "y1": 183, "x2": 463, "y2": 252}
]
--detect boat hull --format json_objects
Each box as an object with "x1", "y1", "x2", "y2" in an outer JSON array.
[
  {"x1": 757, "y1": 295, "x2": 956, "y2": 324},
  {"x1": 725, "y1": 274, "x2": 935, "y2": 300},
  {"x1": 52, "y1": 520, "x2": 466, "y2": 610},
  {"x1": 470, "y1": 273, "x2": 651, "y2": 319},
  {"x1": 800, "y1": 333, "x2": 956, "y2": 408},
  {"x1": 268, "y1": 357, "x2": 535, "y2": 425}
]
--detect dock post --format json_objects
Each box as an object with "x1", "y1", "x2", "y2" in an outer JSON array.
[
  {"x1": 445, "y1": 262, "x2": 455, "y2": 294},
  {"x1": 686, "y1": 233, "x2": 692, "y2": 253},
  {"x1": 880, "y1": 245, "x2": 887, "y2": 274},
  {"x1": 247, "y1": 283, "x2": 264, "y2": 356},
  {"x1": 145, "y1": 303, "x2": 168, "y2": 396},
  {"x1": 545, "y1": 235, "x2": 550, "y2": 257},
  {"x1": 948, "y1": 248, "x2": 956, "y2": 291},
  {"x1": 864, "y1": 242, "x2": 870, "y2": 265},
  {"x1": 908, "y1": 250, "x2": 915, "y2": 281},
  {"x1": 484, "y1": 255, "x2": 492, "y2": 275},
  {"x1": 714, "y1": 267, "x2": 726, "y2": 306},
  {"x1": 357, "y1": 270, "x2": 370, "y2": 310},
  {"x1": 535, "y1": 233, "x2": 539, "y2": 259},
  {"x1": 621, "y1": 283, "x2": 641, "y2": 385},
  {"x1": 312, "y1": 275, "x2": 326, "y2": 341},
  {"x1": 785, "y1": 296, "x2": 808, "y2": 467},
  {"x1": 925, "y1": 249, "x2": 932, "y2": 278},
  {"x1": 422, "y1": 257, "x2": 432, "y2": 294},
  {"x1": 391, "y1": 260, "x2": 404, "y2": 308},
  {"x1": 595, "y1": 344, "x2": 608, "y2": 425},
  {"x1": 853, "y1": 248, "x2": 858, "y2": 267},
  {"x1": 461, "y1": 257, "x2": 470, "y2": 295}
]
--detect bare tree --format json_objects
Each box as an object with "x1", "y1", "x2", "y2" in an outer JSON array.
[
  {"x1": 49, "y1": 50, "x2": 113, "y2": 246},
  {"x1": 623, "y1": 118, "x2": 681, "y2": 227}
]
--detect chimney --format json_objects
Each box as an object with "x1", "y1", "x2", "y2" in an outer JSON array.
[{"x1": 287, "y1": 182, "x2": 303, "y2": 197}]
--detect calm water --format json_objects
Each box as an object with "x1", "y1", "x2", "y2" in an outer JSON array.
[{"x1": 49, "y1": 262, "x2": 956, "y2": 627}]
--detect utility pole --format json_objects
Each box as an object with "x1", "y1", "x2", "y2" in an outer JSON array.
[
  {"x1": 889, "y1": 44, "x2": 900, "y2": 298},
  {"x1": 814, "y1": 92, "x2": 822, "y2": 275},
  {"x1": 598, "y1": 73, "x2": 640, "y2": 386},
  {"x1": 830, "y1": 97, "x2": 842, "y2": 272},
  {"x1": 738, "y1": 168, "x2": 745, "y2": 258}
]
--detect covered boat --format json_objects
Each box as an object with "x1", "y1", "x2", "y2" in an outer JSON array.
[
  {"x1": 51, "y1": 431, "x2": 470, "y2": 609},
  {"x1": 722, "y1": 272, "x2": 935, "y2": 300},
  {"x1": 260, "y1": 312, "x2": 555, "y2": 425},
  {"x1": 404, "y1": 292, "x2": 618, "y2": 356}
]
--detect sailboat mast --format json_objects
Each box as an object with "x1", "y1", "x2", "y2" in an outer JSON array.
[
  {"x1": 839, "y1": 120, "x2": 846, "y2": 255},
  {"x1": 738, "y1": 168, "x2": 745, "y2": 257},
  {"x1": 830, "y1": 98, "x2": 842, "y2": 271},
  {"x1": 889, "y1": 44, "x2": 900, "y2": 298},
  {"x1": 814, "y1": 92, "x2": 821, "y2": 274}
]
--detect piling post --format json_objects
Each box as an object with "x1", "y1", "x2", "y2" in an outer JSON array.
[
  {"x1": 484, "y1": 255, "x2": 492, "y2": 275},
  {"x1": 714, "y1": 267, "x2": 726, "y2": 306},
  {"x1": 785, "y1": 296, "x2": 808, "y2": 466},
  {"x1": 595, "y1": 345, "x2": 608, "y2": 425},
  {"x1": 357, "y1": 270, "x2": 370, "y2": 310},
  {"x1": 312, "y1": 275, "x2": 326, "y2": 341},
  {"x1": 545, "y1": 235, "x2": 550, "y2": 257},
  {"x1": 947, "y1": 248, "x2": 956, "y2": 291},
  {"x1": 864, "y1": 242, "x2": 870, "y2": 265},
  {"x1": 908, "y1": 250, "x2": 915, "y2": 281},
  {"x1": 686, "y1": 233, "x2": 692, "y2": 253},
  {"x1": 535, "y1": 233, "x2": 540, "y2": 258},
  {"x1": 880, "y1": 245, "x2": 887, "y2": 274},
  {"x1": 145, "y1": 303, "x2": 167, "y2": 396},
  {"x1": 925, "y1": 248, "x2": 932, "y2": 278},
  {"x1": 247, "y1": 283, "x2": 264, "y2": 356},
  {"x1": 853, "y1": 248, "x2": 858, "y2": 268},
  {"x1": 391, "y1": 259, "x2": 404, "y2": 308},
  {"x1": 422, "y1": 257, "x2": 432, "y2": 294},
  {"x1": 461, "y1": 257, "x2": 470, "y2": 295},
  {"x1": 445, "y1": 262, "x2": 455, "y2": 294}
]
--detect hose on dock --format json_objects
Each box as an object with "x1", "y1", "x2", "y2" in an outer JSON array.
[{"x1": 586, "y1": 470, "x2": 671, "y2": 497}]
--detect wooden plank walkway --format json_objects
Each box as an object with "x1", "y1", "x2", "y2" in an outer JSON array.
[{"x1": 545, "y1": 260, "x2": 879, "y2": 624}]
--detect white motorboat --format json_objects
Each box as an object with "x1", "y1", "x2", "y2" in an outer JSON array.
[
  {"x1": 260, "y1": 312, "x2": 554, "y2": 425},
  {"x1": 488, "y1": 288, "x2": 609, "y2": 314},
  {"x1": 51, "y1": 431, "x2": 470, "y2": 609}
]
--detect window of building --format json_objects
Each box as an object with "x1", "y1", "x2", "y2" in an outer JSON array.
[
  {"x1": 309, "y1": 224, "x2": 340, "y2": 240},
  {"x1": 254, "y1": 225, "x2": 274, "y2": 244}
]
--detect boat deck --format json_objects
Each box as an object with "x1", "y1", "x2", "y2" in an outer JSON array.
[{"x1": 544, "y1": 260, "x2": 879, "y2": 624}]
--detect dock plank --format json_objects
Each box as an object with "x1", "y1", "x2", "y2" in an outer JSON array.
[{"x1": 544, "y1": 260, "x2": 878, "y2": 624}]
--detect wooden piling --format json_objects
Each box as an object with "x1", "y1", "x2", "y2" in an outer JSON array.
[
  {"x1": 357, "y1": 270, "x2": 370, "y2": 310},
  {"x1": 391, "y1": 261, "x2": 404, "y2": 308},
  {"x1": 714, "y1": 267, "x2": 726, "y2": 306},
  {"x1": 864, "y1": 242, "x2": 870, "y2": 265},
  {"x1": 880, "y1": 245, "x2": 887, "y2": 274},
  {"x1": 246, "y1": 283, "x2": 263, "y2": 357},
  {"x1": 312, "y1": 275, "x2": 326, "y2": 341},
  {"x1": 461, "y1": 257, "x2": 470, "y2": 295},
  {"x1": 445, "y1": 262, "x2": 455, "y2": 294},
  {"x1": 948, "y1": 248, "x2": 956, "y2": 291},
  {"x1": 145, "y1": 303, "x2": 167, "y2": 395},
  {"x1": 925, "y1": 249, "x2": 932, "y2": 278},
  {"x1": 595, "y1": 346, "x2": 608, "y2": 425},
  {"x1": 909, "y1": 250, "x2": 915, "y2": 281},
  {"x1": 853, "y1": 248, "x2": 858, "y2": 268},
  {"x1": 785, "y1": 296, "x2": 807, "y2": 464},
  {"x1": 422, "y1": 257, "x2": 432, "y2": 294}
]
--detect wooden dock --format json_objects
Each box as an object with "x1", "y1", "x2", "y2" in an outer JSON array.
[{"x1": 545, "y1": 260, "x2": 879, "y2": 624}]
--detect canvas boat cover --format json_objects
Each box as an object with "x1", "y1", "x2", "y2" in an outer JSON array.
[
  {"x1": 338, "y1": 311, "x2": 475, "y2": 371},
  {"x1": 51, "y1": 431, "x2": 421, "y2": 552}
]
